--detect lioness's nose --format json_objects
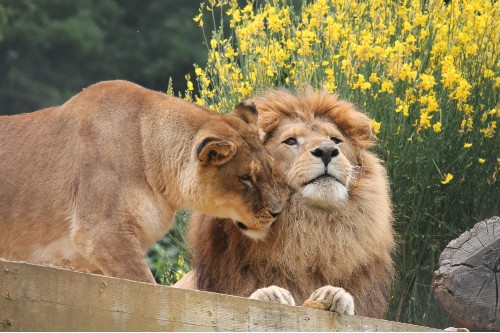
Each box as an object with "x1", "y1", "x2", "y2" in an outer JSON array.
[
  {"x1": 236, "y1": 222, "x2": 248, "y2": 230},
  {"x1": 269, "y1": 210, "x2": 280, "y2": 218},
  {"x1": 311, "y1": 145, "x2": 339, "y2": 166}
]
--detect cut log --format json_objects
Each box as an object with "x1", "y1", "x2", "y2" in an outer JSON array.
[{"x1": 434, "y1": 216, "x2": 500, "y2": 331}]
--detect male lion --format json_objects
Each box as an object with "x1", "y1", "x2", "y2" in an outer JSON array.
[
  {"x1": 175, "y1": 87, "x2": 395, "y2": 318},
  {"x1": 0, "y1": 80, "x2": 284, "y2": 283}
]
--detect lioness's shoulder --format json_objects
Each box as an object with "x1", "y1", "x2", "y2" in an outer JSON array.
[{"x1": 81, "y1": 80, "x2": 154, "y2": 98}]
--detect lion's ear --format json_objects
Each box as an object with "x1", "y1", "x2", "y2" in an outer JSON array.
[
  {"x1": 326, "y1": 100, "x2": 375, "y2": 148},
  {"x1": 230, "y1": 100, "x2": 258, "y2": 127},
  {"x1": 196, "y1": 137, "x2": 237, "y2": 166},
  {"x1": 342, "y1": 111, "x2": 374, "y2": 148}
]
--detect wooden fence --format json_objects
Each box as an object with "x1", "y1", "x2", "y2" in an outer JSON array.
[{"x1": 0, "y1": 259, "x2": 439, "y2": 331}]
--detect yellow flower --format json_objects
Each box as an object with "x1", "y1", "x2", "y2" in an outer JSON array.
[
  {"x1": 324, "y1": 80, "x2": 336, "y2": 93},
  {"x1": 362, "y1": 82, "x2": 371, "y2": 90},
  {"x1": 441, "y1": 56, "x2": 461, "y2": 89},
  {"x1": 193, "y1": 12, "x2": 204, "y2": 27},
  {"x1": 388, "y1": 23, "x2": 395, "y2": 35},
  {"x1": 193, "y1": 13, "x2": 203, "y2": 23},
  {"x1": 413, "y1": 13, "x2": 427, "y2": 27},
  {"x1": 210, "y1": 39, "x2": 217, "y2": 49},
  {"x1": 395, "y1": 100, "x2": 410, "y2": 117},
  {"x1": 420, "y1": 74, "x2": 436, "y2": 90},
  {"x1": 451, "y1": 79, "x2": 472, "y2": 103},
  {"x1": 463, "y1": 143, "x2": 472, "y2": 148},
  {"x1": 441, "y1": 173, "x2": 454, "y2": 185},
  {"x1": 419, "y1": 112, "x2": 433, "y2": 129},
  {"x1": 187, "y1": 81, "x2": 194, "y2": 91},
  {"x1": 200, "y1": 75, "x2": 210, "y2": 86},
  {"x1": 403, "y1": 21, "x2": 412, "y2": 32},
  {"x1": 406, "y1": 34, "x2": 416, "y2": 44},
  {"x1": 462, "y1": 104, "x2": 474, "y2": 116},
  {"x1": 177, "y1": 256, "x2": 185, "y2": 266},
  {"x1": 371, "y1": 120, "x2": 381, "y2": 134},
  {"x1": 427, "y1": 95, "x2": 439, "y2": 113},
  {"x1": 266, "y1": 65, "x2": 275, "y2": 77},
  {"x1": 237, "y1": 81, "x2": 252, "y2": 97},
  {"x1": 242, "y1": 3, "x2": 253, "y2": 14},
  {"x1": 480, "y1": 121, "x2": 497, "y2": 138},
  {"x1": 352, "y1": 74, "x2": 371, "y2": 90},
  {"x1": 379, "y1": 80, "x2": 394, "y2": 94},
  {"x1": 399, "y1": 63, "x2": 417, "y2": 82},
  {"x1": 433, "y1": 122, "x2": 442, "y2": 133},
  {"x1": 195, "y1": 97, "x2": 205, "y2": 106},
  {"x1": 369, "y1": 72, "x2": 380, "y2": 84},
  {"x1": 224, "y1": 45, "x2": 238, "y2": 58},
  {"x1": 483, "y1": 69, "x2": 495, "y2": 79},
  {"x1": 478, "y1": 158, "x2": 486, "y2": 164},
  {"x1": 229, "y1": 9, "x2": 241, "y2": 27}
]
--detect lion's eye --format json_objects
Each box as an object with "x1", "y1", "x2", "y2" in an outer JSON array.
[
  {"x1": 330, "y1": 137, "x2": 342, "y2": 144},
  {"x1": 283, "y1": 137, "x2": 298, "y2": 146},
  {"x1": 239, "y1": 175, "x2": 254, "y2": 187}
]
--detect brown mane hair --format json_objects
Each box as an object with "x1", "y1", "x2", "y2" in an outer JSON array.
[
  {"x1": 186, "y1": 87, "x2": 395, "y2": 318},
  {"x1": 257, "y1": 87, "x2": 374, "y2": 148}
]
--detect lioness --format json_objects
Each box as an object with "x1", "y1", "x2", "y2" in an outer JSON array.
[
  {"x1": 0, "y1": 80, "x2": 284, "y2": 283},
  {"x1": 175, "y1": 87, "x2": 395, "y2": 318}
]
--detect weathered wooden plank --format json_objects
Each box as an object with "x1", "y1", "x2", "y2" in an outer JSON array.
[
  {"x1": 0, "y1": 259, "x2": 438, "y2": 332},
  {"x1": 434, "y1": 216, "x2": 500, "y2": 332}
]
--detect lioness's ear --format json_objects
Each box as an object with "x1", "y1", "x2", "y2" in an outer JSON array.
[
  {"x1": 196, "y1": 137, "x2": 237, "y2": 166},
  {"x1": 230, "y1": 100, "x2": 258, "y2": 127}
]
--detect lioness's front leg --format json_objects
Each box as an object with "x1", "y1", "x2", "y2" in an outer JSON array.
[
  {"x1": 304, "y1": 286, "x2": 354, "y2": 315},
  {"x1": 72, "y1": 224, "x2": 155, "y2": 283},
  {"x1": 249, "y1": 286, "x2": 296, "y2": 306}
]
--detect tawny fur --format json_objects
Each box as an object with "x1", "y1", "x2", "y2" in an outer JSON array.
[
  {"x1": 0, "y1": 80, "x2": 284, "y2": 283},
  {"x1": 178, "y1": 87, "x2": 395, "y2": 318}
]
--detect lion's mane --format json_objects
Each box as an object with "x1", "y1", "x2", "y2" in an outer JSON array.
[{"x1": 186, "y1": 87, "x2": 396, "y2": 318}]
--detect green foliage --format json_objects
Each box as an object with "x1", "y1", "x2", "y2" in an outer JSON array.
[
  {"x1": 146, "y1": 211, "x2": 191, "y2": 285},
  {"x1": 0, "y1": 5, "x2": 7, "y2": 42},
  {"x1": 0, "y1": 0, "x2": 208, "y2": 115}
]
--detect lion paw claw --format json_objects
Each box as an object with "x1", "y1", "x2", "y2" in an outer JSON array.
[
  {"x1": 305, "y1": 285, "x2": 354, "y2": 315},
  {"x1": 249, "y1": 285, "x2": 296, "y2": 306}
]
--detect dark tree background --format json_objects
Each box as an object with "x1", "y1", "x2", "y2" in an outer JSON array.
[{"x1": 0, "y1": 0, "x2": 207, "y2": 115}]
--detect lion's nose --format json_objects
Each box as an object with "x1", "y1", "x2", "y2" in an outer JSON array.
[{"x1": 310, "y1": 145, "x2": 339, "y2": 166}]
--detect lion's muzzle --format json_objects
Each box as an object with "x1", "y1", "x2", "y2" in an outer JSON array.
[{"x1": 310, "y1": 142, "x2": 340, "y2": 167}]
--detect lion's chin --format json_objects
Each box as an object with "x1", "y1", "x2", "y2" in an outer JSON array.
[{"x1": 300, "y1": 177, "x2": 348, "y2": 209}]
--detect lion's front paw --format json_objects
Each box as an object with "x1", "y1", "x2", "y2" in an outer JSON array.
[
  {"x1": 304, "y1": 286, "x2": 354, "y2": 315},
  {"x1": 249, "y1": 285, "x2": 296, "y2": 306}
]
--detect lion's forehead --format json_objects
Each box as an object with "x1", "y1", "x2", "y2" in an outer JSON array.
[{"x1": 275, "y1": 117, "x2": 342, "y2": 141}]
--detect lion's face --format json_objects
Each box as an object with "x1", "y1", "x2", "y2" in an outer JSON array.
[
  {"x1": 256, "y1": 88, "x2": 373, "y2": 211},
  {"x1": 189, "y1": 101, "x2": 287, "y2": 240},
  {"x1": 265, "y1": 118, "x2": 356, "y2": 209}
]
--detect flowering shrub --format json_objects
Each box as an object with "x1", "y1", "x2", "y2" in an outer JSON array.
[{"x1": 179, "y1": 0, "x2": 499, "y2": 327}]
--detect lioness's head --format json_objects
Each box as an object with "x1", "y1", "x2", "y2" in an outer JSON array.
[
  {"x1": 189, "y1": 101, "x2": 287, "y2": 240},
  {"x1": 255, "y1": 87, "x2": 374, "y2": 210}
]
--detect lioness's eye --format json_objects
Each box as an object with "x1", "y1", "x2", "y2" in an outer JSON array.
[
  {"x1": 330, "y1": 137, "x2": 342, "y2": 144},
  {"x1": 283, "y1": 137, "x2": 298, "y2": 146},
  {"x1": 239, "y1": 175, "x2": 254, "y2": 187}
]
